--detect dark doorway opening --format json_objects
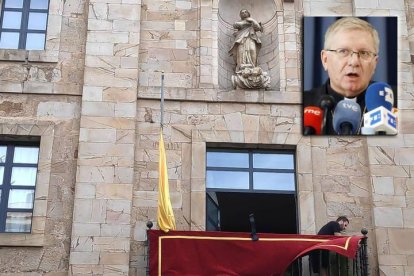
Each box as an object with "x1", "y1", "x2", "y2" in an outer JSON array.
[{"x1": 207, "y1": 191, "x2": 297, "y2": 234}]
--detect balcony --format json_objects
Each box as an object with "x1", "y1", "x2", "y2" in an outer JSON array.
[{"x1": 145, "y1": 224, "x2": 368, "y2": 276}]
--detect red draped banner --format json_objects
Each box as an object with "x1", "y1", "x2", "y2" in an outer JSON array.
[{"x1": 148, "y1": 230, "x2": 363, "y2": 276}]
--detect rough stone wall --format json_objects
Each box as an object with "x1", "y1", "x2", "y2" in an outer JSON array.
[
  {"x1": 0, "y1": 0, "x2": 86, "y2": 273},
  {"x1": 0, "y1": 0, "x2": 412, "y2": 275},
  {"x1": 0, "y1": 98, "x2": 81, "y2": 273},
  {"x1": 68, "y1": 0, "x2": 141, "y2": 273},
  {"x1": 131, "y1": 1, "x2": 303, "y2": 273},
  {"x1": 304, "y1": 0, "x2": 414, "y2": 275}
]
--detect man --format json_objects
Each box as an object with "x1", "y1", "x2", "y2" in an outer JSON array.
[
  {"x1": 318, "y1": 216, "x2": 349, "y2": 236},
  {"x1": 303, "y1": 17, "x2": 395, "y2": 135},
  {"x1": 311, "y1": 216, "x2": 349, "y2": 275}
]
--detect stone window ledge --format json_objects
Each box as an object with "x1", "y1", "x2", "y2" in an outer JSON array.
[
  {"x1": 0, "y1": 49, "x2": 59, "y2": 63},
  {"x1": 0, "y1": 233, "x2": 44, "y2": 247}
]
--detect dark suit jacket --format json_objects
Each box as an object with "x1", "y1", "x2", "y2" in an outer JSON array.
[{"x1": 303, "y1": 79, "x2": 369, "y2": 135}]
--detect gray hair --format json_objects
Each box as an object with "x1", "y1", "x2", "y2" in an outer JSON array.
[{"x1": 324, "y1": 17, "x2": 380, "y2": 53}]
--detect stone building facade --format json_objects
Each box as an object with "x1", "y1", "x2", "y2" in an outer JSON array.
[{"x1": 0, "y1": 0, "x2": 413, "y2": 275}]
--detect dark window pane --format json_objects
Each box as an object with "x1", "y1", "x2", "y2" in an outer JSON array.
[
  {"x1": 25, "y1": 33, "x2": 45, "y2": 50},
  {"x1": 30, "y1": 0, "x2": 49, "y2": 9},
  {"x1": 0, "y1": 166, "x2": 4, "y2": 185},
  {"x1": 11, "y1": 167, "x2": 37, "y2": 186},
  {"x1": 5, "y1": 212, "x2": 32, "y2": 233},
  {"x1": 2, "y1": 11, "x2": 22, "y2": 29},
  {"x1": 28, "y1": 12, "x2": 47, "y2": 30},
  {"x1": 206, "y1": 171, "x2": 249, "y2": 189},
  {"x1": 253, "y1": 172, "x2": 295, "y2": 191},
  {"x1": 253, "y1": 153, "x2": 294, "y2": 169},
  {"x1": 0, "y1": 146, "x2": 6, "y2": 162},
  {"x1": 8, "y1": 189, "x2": 34, "y2": 208},
  {"x1": 207, "y1": 152, "x2": 249, "y2": 168},
  {"x1": 4, "y1": 0, "x2": 24, "y2": 8},
  {"x1": 13, "y1": 147, "x2": 39, "y2": 164},
  {"x1": 0, "y1": 32, "x2": 19, "y2": 49},
  {"x1": 206, "y1": 193, "x2": 220, "y2": 231}
]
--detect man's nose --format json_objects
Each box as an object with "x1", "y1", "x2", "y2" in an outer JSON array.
[{"x1": 348, "y1": 52, "x2": 361, "y2": 65}]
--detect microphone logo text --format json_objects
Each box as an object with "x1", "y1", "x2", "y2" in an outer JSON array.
[
  {"x1": 341, "y1": 102, "x2": 359, "y2": 112},
  {"x1": 304, "y1": 108, "x2": 321, "y2": 116}
]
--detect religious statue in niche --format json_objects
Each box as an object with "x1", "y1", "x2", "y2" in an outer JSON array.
[{"x1": 229, "y1": 9, "x2": 270, "y2": 90}]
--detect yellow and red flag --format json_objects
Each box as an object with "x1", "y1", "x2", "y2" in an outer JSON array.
[{"x1": 157, "y1": 130, "x2": 176, "y2": 232}]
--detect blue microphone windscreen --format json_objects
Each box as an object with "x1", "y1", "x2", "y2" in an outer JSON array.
[
  {"x1": 365, "y1": 82, "x2": 394, "y2": 111},
  {"x1": 333, "y1": 99, "x2": 362, "y2": 134}
]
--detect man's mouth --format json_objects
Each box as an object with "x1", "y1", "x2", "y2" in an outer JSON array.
[{"x1": 345, "y1": 72, "x2": 360, "y2": 78}]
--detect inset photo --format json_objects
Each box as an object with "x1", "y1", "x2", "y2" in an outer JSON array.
[{"x1": 303, "y1": 16, "x2": 398, "y2": 136}]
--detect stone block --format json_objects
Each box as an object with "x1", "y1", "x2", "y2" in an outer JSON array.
[
  {"x1": 77, "y1": 165, "x2": 115, "y2": 183},
  {"x1": 115, "y1": 102, "x2": 136, "y2": 118},
  {"x1": 374, "y1": 207, "x2": 403, "y2": 227},
  {"x1": 176, "y1": 0, "x2": 192, "y2": 10},
  {"x1": 116, "y1": 129, "x2": 135, "y2": 144},
  {"x1": 96, "y1": 184, "x2": 133, "y2": 200},
  {"x1": 87, "y1": 19, "x2": 113, "y2": 31},
  {"x1": 379, "y1": 265, "x2": 405, "y2": 276},
  {"x1": 113, "y1": 20, "x2": 141, "y2": 32},
  {"x1": 69, "y1": 252, "x2": 100, "y2": 265},
  {"x1": 23, "y1": 81, "x2": 54, "y2": 94},
  {"x1": 133, "y1": 191, "x2": 157, "y2": 207},
  {"x1": 100, "y1": 224, "x2": 130, "y2": 237},
  {"x1": 93, "y1": 237, "x2": 130, "y2": 252},
  {"x1": 73, "y1": 198, "x2": 107, "y2": 223},
  {"x1": 298, "y1": 191, "x2": 316, "y2": 234},
  {"x1": 373, "y1": 176, "x2": 395, "y2": 195},
  {"x1": 133, "y1": 220, "x2": 148, "y2": 241},
  {"x1": 83, "y1": 86, "x2": 103, "y2": 101},
  {"x1": 71, "y1": 236, "x2": 94, "y2": 252},
  {"x1": 108, "y1": 4, "x2": 140, "y2": 20},
  {"x1": 378, "y1": 0, "x2": 404, "y2": 9},
  {"x1": 0, "y1": 81, "x2": 23, "y2": 93},
  {"x1": 87, "y1": 31, "x2": 129, "y2": 44},
  {"x1": 402, "y1": 208, "x2": 414, "y2": 228},
  {"x1": 102, "y1": 87, "x2": 136, "y2": 102},
  {"x1": 86, "y1": 42, "x2": 114, "y2": 56},
  {"x1": 81, "y1": 116, "x2": 135, "y2": 130},
  {"x1": 190, "y1": 191, "x2": 205, "y2": 230},
  {"x1": 100, "y1": 252, "x2": 129, "y2": 265},
  {"x1": 373, "y1": 195, "x2": 406, "y2": 208},
  {"x1": 37, "y1": 102, "x2": 80, "y2": 119}
]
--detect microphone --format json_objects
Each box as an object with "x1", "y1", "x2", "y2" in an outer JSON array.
[
  {"x1": 365, "y1": 82, "x2": 394, "y2": 111},
  {"x1": 363, "y1": 82, "x2": 397, "y2": 135},
  {"x1": 303, "y1": 106, "x2": 323, "y2": 135},
  {"x1": 333, "y1": 99, "x2": 362, "y2": 135},
  {"x1": 319, "y1": 95, "x2": 336, "y2": 135}
]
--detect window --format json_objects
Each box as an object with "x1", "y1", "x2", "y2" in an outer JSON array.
[
  {"x1": 0, "y1": 142, "x2": 39, "y2": 233},
  {"x1": 206, "y1": 148, "x2": 297, "y2": 234},
  {"x1": 0, "y1": 0, "x2": 49, "y2": 50}
]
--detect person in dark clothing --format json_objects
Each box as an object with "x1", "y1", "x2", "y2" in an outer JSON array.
[
  {"x1": 310, "y1": 216, "x2": 349, "y2": 275},
  {"x1": 303, "y1": 17, "x2": 389, "y2": 135},
  {"x1": 318, "y1": 216, "x2": 349, "y2": 236}
]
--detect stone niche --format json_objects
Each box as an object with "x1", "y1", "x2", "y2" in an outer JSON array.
[{"x1": 218, "y1": 0, "x2": 280, "y2": 90}]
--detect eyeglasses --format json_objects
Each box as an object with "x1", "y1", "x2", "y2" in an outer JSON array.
[{"x1": 325, "y1": 48, "x2": 377, "y2": 61}]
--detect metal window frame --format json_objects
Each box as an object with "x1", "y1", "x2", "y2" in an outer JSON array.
[
  {"x1": 0, "y1": 141, "x2": 39, "y2": 233},
  {"x1": 206, "y1": 148, "x2": 297, "y2": 194},
  {"x1": 0, "y1": 0, "x2": 49, "y2": 49}
]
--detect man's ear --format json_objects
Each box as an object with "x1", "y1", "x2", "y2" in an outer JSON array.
[
  {"x1": 373, "y1": 54, "x2": 379, "y2": 67},
  {"x1": 321, "y1": 50, "x2": 328, "y2": 71}
]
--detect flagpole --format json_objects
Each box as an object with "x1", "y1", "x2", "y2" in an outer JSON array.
[
  {"x1": 157, "y1": 70, "x2": 175, "y2": 232},
  {"x1": 160, "y1": 71, "x2": 165, "y2": 128}
]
